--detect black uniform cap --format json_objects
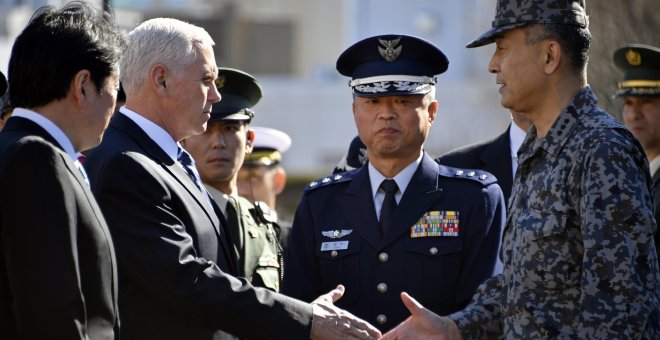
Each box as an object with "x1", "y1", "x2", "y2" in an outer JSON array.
[
  {"x1": 0, "y1": 70, "x2": 6, "y2": 96},
  {"x1": 211, "y1": 68, "x2": 262, "y2": 122},
  {"x1": 336, "y1": 34, "x2": 448, "y2": 97},
  {"x1": 613, "y1": 44, "x2": 660, "y2": 98}
]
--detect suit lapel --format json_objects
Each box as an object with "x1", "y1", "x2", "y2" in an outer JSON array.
[
  {"x1": 381, "y1": 154, "x2": 443, "y2": 248},
  {"x1": 111, "y1": 114, "x2": 222, "y2": 236},
  {"x1": 480, "y1": 126, "x2": 513, "y2": 201},
  {"x1": 340, "y1": 166, "x2": 381, "y2": 248}
]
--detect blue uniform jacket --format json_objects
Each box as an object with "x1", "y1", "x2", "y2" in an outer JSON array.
[{"x1": 282, "y1": 153, "x2": 505, "y2": 331}]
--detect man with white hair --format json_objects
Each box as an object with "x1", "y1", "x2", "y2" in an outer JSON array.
[{"x1": 85, "y1": 18, "x2": 380, "y2": 340}]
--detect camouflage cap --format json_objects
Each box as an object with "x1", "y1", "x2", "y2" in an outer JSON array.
[{"x1": 467, "y1": 0, "x2": 589, "y2": 48}]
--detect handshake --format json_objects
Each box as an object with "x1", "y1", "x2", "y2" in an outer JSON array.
[{"x1": 310, "y1": 286, "x2": 461, "y2": 340}]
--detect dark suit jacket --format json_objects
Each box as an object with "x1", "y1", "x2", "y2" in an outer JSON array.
[
  {"x1": 0, "y1": 117, "x2": 119, "y2": 339},
  {"x1": 85, "y1": 113, "x2": 312, "y2": 340},
  {"x1": 435, "y1": 125, "x2": 514, "y2": 204},
  {"x1": 282, "y1": 153, "x2": 505, "y2": 332},
  {"x1": 654, "y1": 171, "x2": 660, "y2": 264}
]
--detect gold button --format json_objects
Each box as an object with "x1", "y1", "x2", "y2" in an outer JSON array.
[
  {"x1": 331, "y1": 250, "x2": 338, "y2": 257},
  {"x1": 377, "y1": 283, "x2": 388, "y2": 293},
  {"x1": 378, "y1": 252, "x2": 389, "y2": 263},
  {"x1": 429, "y1": 247, "x2": 438, "y2": 255},
  {"x1": 376, "y1": 314, "x2": 387, "y2": 324}
]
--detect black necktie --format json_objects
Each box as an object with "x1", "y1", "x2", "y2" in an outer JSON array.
[
  {"x1": 226, "y1": 197, "x2": 242, "y2": 246},
  {"x1": 177, "y1": 147, "x2": 202, "y2": 190},
  {"x1": 379, "y1": 179, "x2": 398, "y2": 235}
]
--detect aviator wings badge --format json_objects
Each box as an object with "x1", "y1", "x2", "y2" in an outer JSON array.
[
  {"x1": 378, "y1": 37, "x2": 402, "y2": 62},
  {"x1": 322, "y1": 229, "x2": 353, "y2": 239}
]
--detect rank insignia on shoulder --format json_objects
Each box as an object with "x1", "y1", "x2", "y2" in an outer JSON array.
[
  {"x1": 305, "y1": 170, "x2": 357, "y2": 192},
  {"x1": 410, "y1": 211, "x2": 459, "y2": 238},
  {"x1": 439, "y1": 166, "x2": 497, "y2": 186},
  {"x1": 322, "y1": 229, "x2": 353, "y2": 239}
]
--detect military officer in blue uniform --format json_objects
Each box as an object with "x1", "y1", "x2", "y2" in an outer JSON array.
[{"x1": 281, "y1": 34, "x2": 506, "y2": 332}]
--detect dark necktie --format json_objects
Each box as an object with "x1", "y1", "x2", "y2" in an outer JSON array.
[
  {"x1": 226, "y1": 197, "x2": 243, "y2": 246},
  {"x1": 379, "y1": 179, "x2": 399, "y2": 235},
  {"x1": 225, "y1": 196, "x2": 244, "y2": 274},
  {"x1": 177, "y1": 147, "x2": 202, "y2": 190}
]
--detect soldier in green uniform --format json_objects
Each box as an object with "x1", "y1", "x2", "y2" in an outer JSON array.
[
  {"x1": 182, "y1": 68, "x2": 283, "y2": 291},
  {"x1": 614, "y1": 44, "x2": 660, "y2": 264}
]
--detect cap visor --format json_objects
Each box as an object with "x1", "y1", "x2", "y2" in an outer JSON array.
[
  {"x1": 466, "y1": 23, "x2": 527, "y2": 48},
  {"x1": 209, "y1": 112, "x2": 252, "y2": 122}
]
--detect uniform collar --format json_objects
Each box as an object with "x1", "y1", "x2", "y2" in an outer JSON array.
[
  {"x1": 519, "y1": 86, "x2": 598, "y2": 162},
  {"x1": 368, "y1": 150, "x2": 423, "y2": 200}
]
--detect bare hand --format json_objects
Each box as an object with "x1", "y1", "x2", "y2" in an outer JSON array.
[
  {"x1": 310, "y1": 284, "x2": 382, "y2": 340},
  {"x1": 381, "y1": 292, "x2": 462, "y2": 340}
]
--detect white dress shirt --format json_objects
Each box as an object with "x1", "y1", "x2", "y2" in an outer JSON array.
[{"x1": 368, "y1": 151, "x2": 423, "y2": 220}]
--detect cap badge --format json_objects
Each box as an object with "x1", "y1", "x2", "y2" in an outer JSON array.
[
  {"x1": 378, "y1": 37, "x2": 402, "y2": 62},
  {"x1": 626, "y1": 49, "x2": 641, "y2": 66},
  {"x1": 215, "y1": 75, "x2": 226, "y2": 89}
]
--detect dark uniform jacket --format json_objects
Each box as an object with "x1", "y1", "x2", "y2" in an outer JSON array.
[
  {"x1": 85, "y1": 113, "x2": 313, "y2": 340},
  {"x1": 282, "y1": 152, "x2": 505, "y2": 332},
  {"x1": 0, "y1": 117, "x2": 119, "y2": 339},
  {"x1": 436, "y1": 125, "x2": 514, "y2": 204},
  {"x1": 210, "y1": 191, "x2": 283, "y2": 292},
  {"x1": 654, "y1": 169, "x2": 660, "y2": 263}
]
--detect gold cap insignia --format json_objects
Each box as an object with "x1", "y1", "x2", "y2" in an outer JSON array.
[
  {"x1": 215, "y1": 75, "x2": 226, "y2": 89},
  {"x1": 378, "y1": 37, "x2": 402, "y2": 62},
  {"x1": 626, "y1": 49, "x2": 642, "y2": 66}
]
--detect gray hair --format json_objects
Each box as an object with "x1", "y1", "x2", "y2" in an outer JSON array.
[{"x1": 121, "y1": 18, "x2": 215, "y2": 94}]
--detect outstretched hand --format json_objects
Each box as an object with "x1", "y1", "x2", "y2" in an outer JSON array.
[
  {"x1": 310, "y1": 285, "x2": 382, "y2": 340},
  {"x1": 381, "y1": 292, "x2": 462, "y2": 340}
]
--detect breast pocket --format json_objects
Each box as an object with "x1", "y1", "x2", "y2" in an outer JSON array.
[
  {"x1": 316, "y1": 239, "x2": 361, "y2": 303},
  {"x1": 516, "y1": 209, "x2": 580, "y2": 291},
  {"x1": 405, "y1": 238, "x2": 463, "y2": 304}
]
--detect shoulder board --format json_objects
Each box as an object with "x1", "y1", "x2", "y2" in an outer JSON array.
[
  {"x1": 437, "y1": 165, "x2": 498, "y2": 186},
  {"x1": 305, "y1": 169, "x2": 357, "y2": 192}
]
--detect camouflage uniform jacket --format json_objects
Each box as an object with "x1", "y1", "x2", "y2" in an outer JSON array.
[{"x1": 450, "y1": 86, "x2": 660, "y2": 339}]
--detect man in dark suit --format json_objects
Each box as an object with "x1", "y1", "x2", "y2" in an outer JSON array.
[
  {"x1": 0, "y1": 70, "x2": 9, "y2": 132},
  {"x1": 614, "y1": 44, "x2": 660, "y2": 262},
  {"x1": 436, "y1": 111, "x2": 531, "y2": 203},
  {"x1": 85, "y1": 18, "x2": 380, "y2": 340},
  {"x1": 282, "y1": 34, "x2": 506, "y2": 332},
  {"x1": 182, "y1": 68, "x2": 284, "y2": 292},
  {"x1": 0, "y1": 3, "x2": 124, "y2": 339}
]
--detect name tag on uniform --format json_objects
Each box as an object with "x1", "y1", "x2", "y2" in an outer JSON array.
[{"x1": 321, "y1": 241, "x2": 349, "y2": 251}]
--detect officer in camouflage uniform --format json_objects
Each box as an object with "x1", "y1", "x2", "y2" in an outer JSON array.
[
  {"x1": 614, "y1": 44, "x2": 660, "y2": 265},
  {"x1": 182, "y1": 68, "x2": 283, "y2": 291},
  {"x1": 382, "y1": 1, "x2": 660, "y2": 339}
]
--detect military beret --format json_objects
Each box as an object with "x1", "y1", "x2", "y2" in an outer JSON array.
[
  {"x1": 467, "y1": 0, "x2": 589, "y2": 48},
  {"x1": 613, "y1": 44, "x2": 660, "y2": 98},
  {"x1": 243, "y1": 126, "x2": 291, "y2": 167},
  {"x1": 211, "y1": 68, "x2": 262, "y2": 122},
  {"x1": 336, "y1": 34, "x2": 448, "y2": 97},
  {"x1": 0, "y1": 70, "x2": 6, "y2": 97}
]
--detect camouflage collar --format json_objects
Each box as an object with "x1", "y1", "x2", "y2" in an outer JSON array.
[{"x1": 520, "y1": 86, "x2": 598, "y2": 160}]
